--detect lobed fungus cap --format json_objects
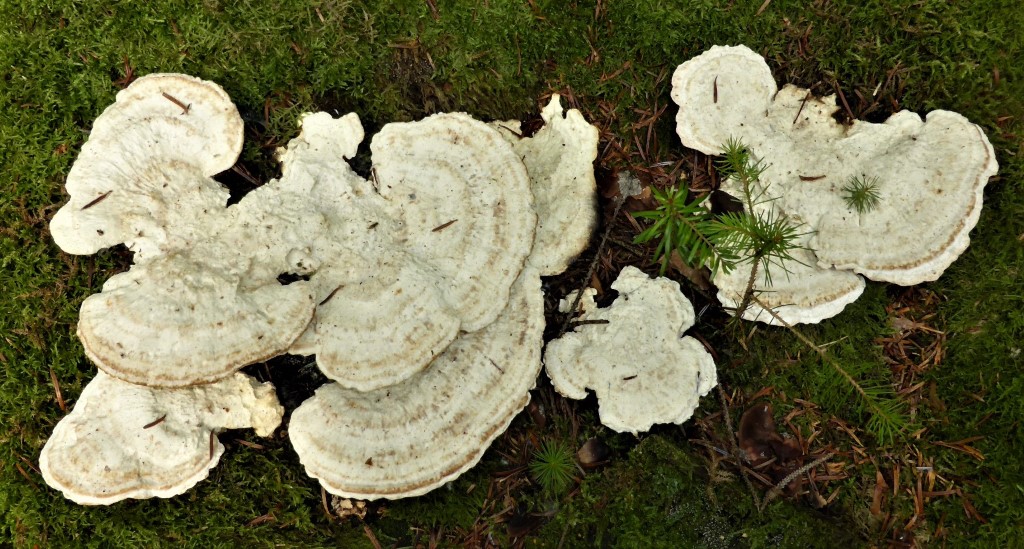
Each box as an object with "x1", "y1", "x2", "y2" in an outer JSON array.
[
  {"x1": 51, "y1": 74, "x2": 317, "y2": 387},
  {"x1": 285, "y1": 111, "x2": 537, "y2": 391},
  {"x1": 671, "y1": 45, "x2": 997, "y2": 290},
  {"x1": 289, "y1": 267, "x2": 544, "y2": 499},
  {"x1": 50, "y1": 74, "x2": 243, "y2": 260},
  {"x1": 492, "y1": 94, "x2": 600, "y2": 275},
  {"x1": 40, "y1": 371, "x2": 283, "y2": 505},
  {"x1": 544, "y1": 267, "x2": 718, "y2": 434}
]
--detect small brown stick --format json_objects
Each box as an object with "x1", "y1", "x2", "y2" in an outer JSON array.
[
  {"x1": 760, "y1": 451, "x2": 836, "y2": 511},
  {"x1": 363, "y1": 525, "x2": 383, "y2": 549},
  {"x1": 80, "y1": 191, "x2": 111, "y2": 210},
  {"x1": 487, "y1": 358, "x2": 504, "y2": 374},
  {"x1": 792, "y1": 91, "x2": 811, "y2": 124},
  {"x1": 246, "y1": 513, "x2": 276, "y2": 527},
  {"x1": 320, "y1": 486, "x2": 334, "y2": 519},
  {"x1": 832, "y1": 82, "x2": 854, "y2": 122},
  {"x1": 713, "y1": 75, "x2": 719, "y2": 103},
  {"x1": 48, "y1": 368, "x2": 65, "y2": 412},
  {"x1": 431, "y1": 219, "x2": 458, "y2": 232},
  {"x1": 236, "y1": 439, "x2": 266, "y2": 450},
  {"x1": 423, "y1": 0, "x2": 439, "y2": 21},
  {"x1": 15, "y1": 463, "x2": 38, "y2": 489},
  {"x1": 161, "y1": 92, "x2": 190, "y2": 114},
  {"x1": 17, "y1": 455, "x2": 41, "y2": 475},
  {"x1": 209, "y1": 431, "x2": 217, "y2": 459},
  {"x1": 718, "y1": 385, "x2": 762, "y2": 510},
  {"x1": 230, "y1": 164, "x2": 260, "y2": 187},
  {"x1": 570, "y1": 319, "x2": 610, "y2": 327},
  {"x1": 319, "y1": 285, "x2": 343, "y2": 306},
  {"x1": 799, "y1": 174, "x2": 826, "y2": 181},
  {"x1": 143, "y1": 414, "x2": 167, "y2": 429},
  {"x1": 622, "y1": 375, "x2": 638, "y2": 381},
  {"x1": 558, "y1": 198, "x2": 624, "y2": 337}
]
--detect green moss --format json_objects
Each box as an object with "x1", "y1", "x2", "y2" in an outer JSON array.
[{"x1": 536, "y1": 435, "x2": 858, "y2": 548}]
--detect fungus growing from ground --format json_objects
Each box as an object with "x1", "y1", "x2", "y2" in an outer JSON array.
[
  {"x1": 289, "y1": 96, "x2": 599, "y2": 499},
  {"x1": 543, "y1": 266, "x2": 718, "y2": 434},
  {"x1": 50, "y1": 74, "x2": 317, "y2": 387},
  {"x1": 671, "y1": 45, "x2": 997, "y2": 323},
  {"x1": 47, "y1": 76, "x2": 600, "y2": 503},
  {"x1": 40, "y1": 372, "x2": 283, "y2": 505}
]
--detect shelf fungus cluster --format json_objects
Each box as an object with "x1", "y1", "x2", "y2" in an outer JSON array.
[
  {"x1": 45, "y1": 74, "x2": 599, "y2": 503},
  {"x1": 671, "y1": 45, "x2": 998, "y2": 325},
  {"x1": 544, "y1": 267, "x2": 717, "y2": 435}
]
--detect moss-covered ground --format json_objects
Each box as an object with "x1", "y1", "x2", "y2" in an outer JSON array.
[{"x1": 2, "y1": 1, "x2": 1021, "y2": 547}]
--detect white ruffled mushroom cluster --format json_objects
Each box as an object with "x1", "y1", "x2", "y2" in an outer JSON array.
[
  {"x1": 671, "y1": 45, "x2": 998, "y2": 324},
  {"x1": 45, "y1": 74, "x2": 599, "y2": 503}
]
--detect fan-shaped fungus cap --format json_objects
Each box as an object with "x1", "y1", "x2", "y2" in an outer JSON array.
[
  {"x1": 50, "y1": 74, "x2": 243, "y2": 259},
  {"x1": 710, "y1": 195, "x2": 865, "y2": 326},
  {"x1": 672, "y1": 45, "x2": 997, "y2": 288},
  {"x1": 285, "y1": 111, "x2": 537, "y2": 391},
  {"x1": 50, "y1": 74, "x2": 316, "y2": 386},
  {"x1": 492, "y1": 94, "x2": 599, "y2": 275},
  {"x1": 289, "y1": 267, "x2": 544, "y2": 499},
  {"x1": 543, "y1": 267, "x2": 718, "y2": 434},
  {"x1": 40, "y1": 371, "x2": 283, "y2": 505}
]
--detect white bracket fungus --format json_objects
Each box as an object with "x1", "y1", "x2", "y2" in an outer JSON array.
[
  {"x1": 492, "y1": 94, "x2": 600, "y2": 275},
  {"x1": 671, "y1": 45, "x2": 997, "y2": 323},
  {"x1": 544, "y1": 266, "x2": 718, "y2": 435},
  {"x1": 287, "y1": 111, "x2": 537, "y2": 391},
  {"x1": 50, "y1": 74, "x2": 317, "y2": 387},
  {"x1": 40, "y1": 371, "x2": 283, "y2": 505},
  {"x1": 289, "y1": 267, "x2": 544, "y2": 499},
  {"x1": 47, "y1": 74, "x2": 601, "y2": 503},
  {"x1": 289, "y1": 98, "x2": 600, "y2": 500}
]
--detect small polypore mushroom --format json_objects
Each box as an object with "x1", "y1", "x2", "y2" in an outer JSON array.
[
  {"x1": 492, "y1": 94, "x2": 600, "y2": 275},
  {"x1": 40, "y1": 371, "x2": 283, "y2": 505},
  {"x1": 543, "y1": 266, "x2": 718, "y2": 435},
  {"x1": 671, "y1": 45, "x2": 997, "y2": 296}
]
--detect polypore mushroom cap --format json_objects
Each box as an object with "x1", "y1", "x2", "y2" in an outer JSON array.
[
  {"x1": 289, "y1": 112, "x2": 537, "y2": 390},
  {"x1": 78, "y1": 249, "x2": 316, "y2": 386},
  {"x1": 40, "y1": 371, "x2": 283, "y2": 505},
  {"x1": 543, "y1": 266, "x2": 718, "y2": 434},
  {"x1": 50, "y1": 74, "x2": 317, "y2": 386},
  {"x1": 671, "y1": 45, "x2": 776, "y2": 155},
  {"x1": 492, "y1": 94, "x2": 600, "y2": 275},
  {"x1": 710, "y1": 190, "x2": 866, "y2": 325},
  {"x1": 289, "y1": 267, "x2": 544, "y2": 499},
  {"x1": 672, "y1": 46, "x2": 998, "y2": 286},
  {"x1": 50, "y1": 74, "x2": 243, "y2": 259}
]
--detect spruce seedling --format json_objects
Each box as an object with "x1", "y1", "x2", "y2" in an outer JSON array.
[
  {"x1": 632, "y1": 138, "x2": 907, "y2": 445},
  {"x1": 529, "y1": 440, "x2": 576, "y2": 494},
  {"x1": 841, "y1": 175, "x2": 881, "y2": 213},
  {"x1": 632, "y1": 185, "x2": 725, "y2": 276}
]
